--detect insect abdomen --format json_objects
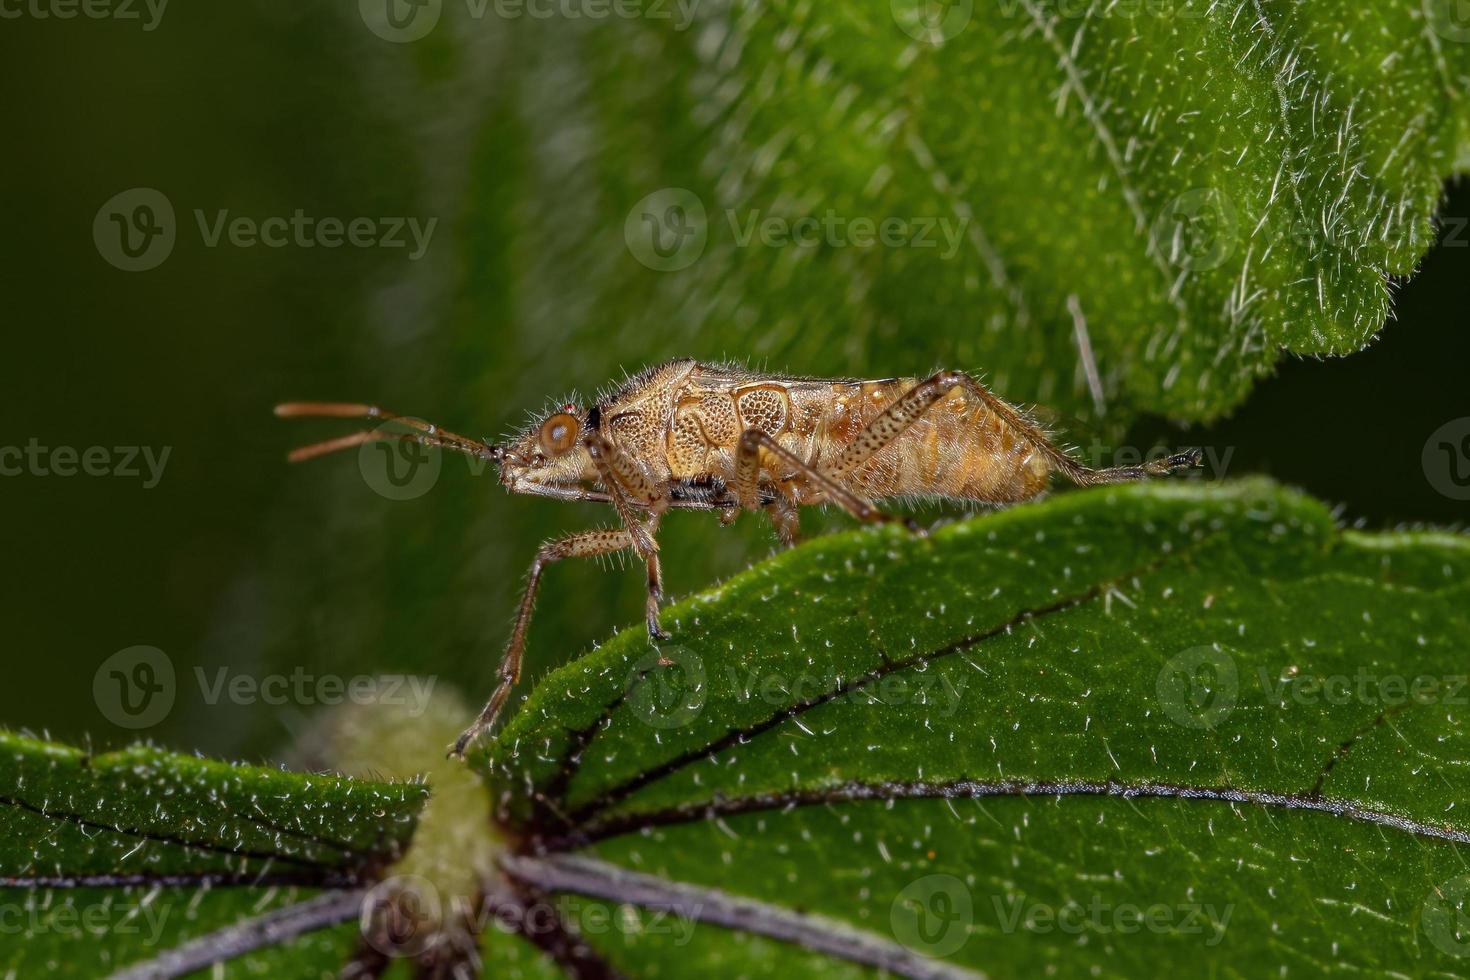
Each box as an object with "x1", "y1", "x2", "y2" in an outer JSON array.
[{"x1": 834, "y1": 380, "x2": 1055, "y2": 504}]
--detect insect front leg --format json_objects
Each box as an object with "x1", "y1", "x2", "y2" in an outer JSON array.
[
  {"x1": 584, "y1": 433, "x2": 673, "y2": 642},
  {"x1": 450, "y1": 527, "x2": 635, "y2": 758}
]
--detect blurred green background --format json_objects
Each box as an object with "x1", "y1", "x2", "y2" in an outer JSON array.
[{"x1": 3, "y1": 0, "x2": 1467, "y2": 761}]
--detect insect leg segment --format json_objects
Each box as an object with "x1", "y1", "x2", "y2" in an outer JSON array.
[
  {"x1": 1056, "y1": 448, "x2": 1205, "y2": 485},
  {"x1": 451, "y1": 526, "x2": 635, "y2": 758},
  {"x1": 935, "y1": 371, "x2": 1202, "y2": 484},
  {"x1": 735, "y1": 429, "x2": 908, "y2": 529},
  {"x1": 729, "y1": 432, "x2": 802, "y2": 545},
  {"x1": 583, "y1": 433, "x2": 672, "y2": 641},
  {"x1": 824, "y1": 370, "x2": 1058, "y2": 483},
  {"x1": 821, "y1": 369, "x2": 1200, "y2": 491},
  {"x1": 766, "y1": 493, "x2": 800, "y2": 547}
]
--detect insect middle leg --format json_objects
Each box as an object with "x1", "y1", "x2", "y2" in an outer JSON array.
[
  {"x1": 451, "y1": 526, "x2": 636, "y2": 758},
  {"x1": 766, "y1": 493, "x2": 800, "y2": 547}
]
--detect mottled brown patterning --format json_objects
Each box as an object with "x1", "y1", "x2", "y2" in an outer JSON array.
[{"x1": 276, "y1": 358, "x2": 1201, "y2": 757}]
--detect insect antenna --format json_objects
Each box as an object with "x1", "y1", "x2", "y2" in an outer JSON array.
[{"x1": 274, "y1": 402, "x2": 502, "y2": 464}]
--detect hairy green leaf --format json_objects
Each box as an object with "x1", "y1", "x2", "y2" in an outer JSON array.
[
  {"x1": 0, "y1": 733, "x2": 426, "y2": 978},
  {"x1": 480, "y1": 480, "x2": 1470, "y2": 975},
  {"x1": 374, "y1": 0, "x2": 1470, "y2": 427}
]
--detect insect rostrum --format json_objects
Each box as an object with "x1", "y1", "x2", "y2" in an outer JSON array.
[{"x1": 277, "y1": 359, "x2": 1201, "y2": 757}]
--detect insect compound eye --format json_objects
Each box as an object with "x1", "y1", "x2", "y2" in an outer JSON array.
[{"x1": 538, "y1": 413, "x2": 581, "y2": 457}]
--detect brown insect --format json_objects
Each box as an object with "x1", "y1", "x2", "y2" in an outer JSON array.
[{"x1": 277, "y1": 359, "x2": 1200, "y2": 756}]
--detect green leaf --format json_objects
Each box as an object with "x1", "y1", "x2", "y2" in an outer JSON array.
[
  {"x1": 0, "y1": 732, "x2": 426, "y2": 978},
  {"x1": 481, "y1": 479, "x2": 1470, "y2": 975},
  {"x1": 388, "y1": 0, "x2": 1470, "y2": 427}
]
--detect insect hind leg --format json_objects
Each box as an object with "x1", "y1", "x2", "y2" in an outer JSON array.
[
  {"x1": 1059, "y1": 448, "x2": 1204, "y2": 486},
  {"x1": 822, "y1": 369, "x2": 1200, "y2": 492},
  {"x1": 734, "y1": 428, "x2": 918, "y2": 532}
]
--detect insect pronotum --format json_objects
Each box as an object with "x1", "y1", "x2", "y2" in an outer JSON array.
[{"x1": 277, "y1": 359, "x2": 1201, "y2": 757}]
